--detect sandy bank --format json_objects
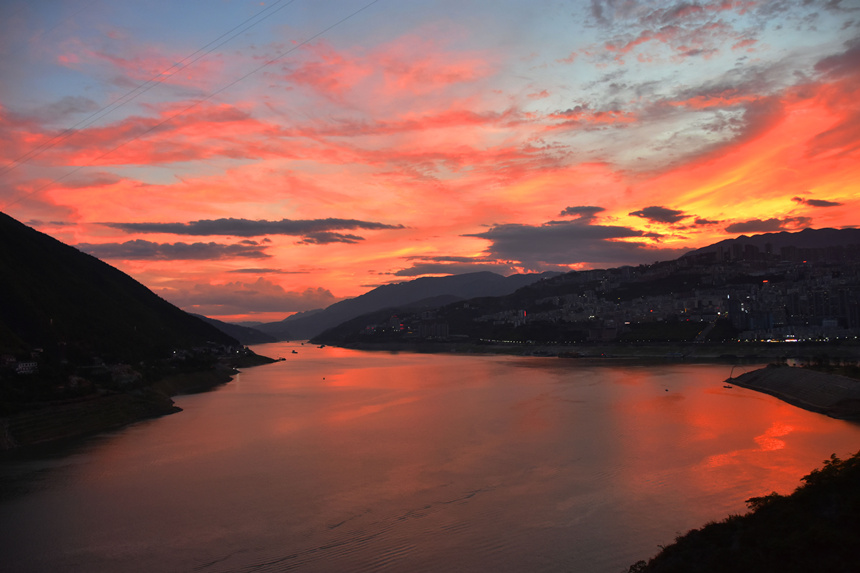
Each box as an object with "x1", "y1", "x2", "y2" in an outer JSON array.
[{"x1": 730, "y1": 366, "x2": 860, "y2": 420}]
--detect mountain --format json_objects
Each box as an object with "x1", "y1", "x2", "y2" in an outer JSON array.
[
  {"x1": 255, "y1": 271, "x2": 561, "y2": 340},
  {"x1": 312, "y1": 227, "x2": 860, "y2": 348},
  {"x1": 193, "y1": 314, "x2": 277, "y2": 345},
  {"x1": 686, "y1": 227, "x2": 860, "y2": 258},
  {"x1": 0, "y1": 212, "x2": 238, "y2": 363}
]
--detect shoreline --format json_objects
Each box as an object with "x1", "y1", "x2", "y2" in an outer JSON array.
[
  {"x1": 325, "y1": 340, "x2": 860, "y2": 364},
  {"x1": 0, "y1": 354, "x2": 276, "y2": 451},
  {"x1": 326, "y1": 340, "x2": 860, "y2": 419},
  {"x1": 729, "y1": 365, "x2": 860, "y2": 420}
]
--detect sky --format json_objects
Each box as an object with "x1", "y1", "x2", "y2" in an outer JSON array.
[{"x1": 1, "y1": 0, "x2": 859, "y2": 323}]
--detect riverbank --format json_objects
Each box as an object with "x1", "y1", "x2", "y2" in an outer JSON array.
[
  {"x1": 330, "y1": 340, "x2": 860, "y2": 364},
  {"x1": 0, "y1": 354, "x2": 276, "y2": 451},
  {"x1": 729, "y1": 365, "x2": 860, "y2": 420}
]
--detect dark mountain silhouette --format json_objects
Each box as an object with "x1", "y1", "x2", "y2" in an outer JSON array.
[
  {"x1": 0, "y1": 212, "x2": 238, "y2": 362},
  {"x1": 193, "y1": 314, "x2": 276, "y2": 345},
  {"x1": 255, "y1": 271, "x2": 561, "y2": 340},
  {"x1": 687, "y1": 227, "x2": 860, "y2": 257},
  {"x1": 312, "y1": 227, "x2": 860, "y2": 347}
]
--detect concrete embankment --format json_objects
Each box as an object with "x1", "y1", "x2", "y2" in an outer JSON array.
[{"x1": 730, "y1": 366, "x2": 860, "y2": 419}]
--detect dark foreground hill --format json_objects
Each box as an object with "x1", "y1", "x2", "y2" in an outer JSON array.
[
  {"x1": 0, "y1": 211, "x2": 238, "y2": 362},
  {"x1": 629, "y1": 449, "x2": 860, "y2": 573},
  {"x1": 0, "y1": 212, "x2": 271, "y2": 448}
]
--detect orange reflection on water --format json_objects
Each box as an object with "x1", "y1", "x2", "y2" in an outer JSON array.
[
  {"x1": 328, "y1": 396, "x2": 420, "y2": 423},
  {"x1": 604, "y1": 365, "x2": 860, "y2": 519},
  {"x1": 704, "y1": 421, "x2": 796, "y2": 469}
]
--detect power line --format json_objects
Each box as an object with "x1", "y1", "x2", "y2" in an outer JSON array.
[
  {"x1": 2, "y1": 0, "x2": 382, "y2": 212},
  {"x1": 0, "y1": 0, "x2": 296, "y2": 177}
]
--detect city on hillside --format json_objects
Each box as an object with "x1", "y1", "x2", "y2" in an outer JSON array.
[{"x1": 316, "y1": 240, "x2": 860, "y2": 348}]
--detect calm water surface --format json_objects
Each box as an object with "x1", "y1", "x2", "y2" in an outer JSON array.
[{"x1": 3, "y1": 343, "x2": 860, "y2": 572}]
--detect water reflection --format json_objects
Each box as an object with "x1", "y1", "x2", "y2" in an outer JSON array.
[{"x1": 2, "y1": 344, "x2": 859, "y2": 573}]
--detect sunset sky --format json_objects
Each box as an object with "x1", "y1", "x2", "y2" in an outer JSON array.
[{"x1": 1, "y1": 0, "x2": 859, "y2": 322}]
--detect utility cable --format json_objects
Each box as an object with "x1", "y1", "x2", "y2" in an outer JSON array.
[
  {"x1": 2, "y1": 0, "x2": 382, "y2": 213},
  {"x1": 0, "y1": 0, "x2": 295, "y2": 177}
]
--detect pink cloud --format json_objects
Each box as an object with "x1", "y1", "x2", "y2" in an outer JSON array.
[
  {"x1": 89, "y1": 46, "x2": 226, "y2": 90},
  {"x1": 156, "y1": 277, "x2": 338, "y2": 317},
  {"x1": 556, "y1": 52, "x2": 577, "y2": 64},
  {"x1": 280, "y1": 35, "x2": 493, "y2": 107},
  {"x1": 546, "y1": 107, "x2": 637, "y2": 128},
  {"x1": 281, "y1": 41, "x2": 373, "y2": 101},
  {"x1": 667, "y1": 90, "x2": 760, "y2": 110},
  {"x1": 732, "y1": 38, "x2": 757, "y2": 51}
]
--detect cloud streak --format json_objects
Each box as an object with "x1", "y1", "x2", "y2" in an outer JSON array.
[
  {"x1": 466, "y1": 218, "x2": 689, "y2": 268},
  {"x1": 76, "y1": 239, "x2": 270, "y2": 260},
  {"x1": 102, "y1": 218, "x2": 405, "y2": 237},
  {"x1": 792, "y1": 196, "x2": 843, "y2": 208},
  {"x1": 629, "y1": 206, "x2": 687, "y2": 224},
  {"x1": 724, "y1": 217, "x2": 813, "y2": 234},
  {"x1": 157, "y1": 278, "x2": 338, "y2": 316}
]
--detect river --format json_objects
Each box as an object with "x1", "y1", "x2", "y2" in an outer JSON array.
[{"x1": 2, "y1": 342, "x2": 860, "y2": 572}]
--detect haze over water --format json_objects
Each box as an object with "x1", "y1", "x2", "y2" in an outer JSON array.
[{"x1": 3, "y1": 344, "x2": 860, "y2": 572}]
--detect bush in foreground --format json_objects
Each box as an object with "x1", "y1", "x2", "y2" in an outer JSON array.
[{"x1": 628, "y1": 451, "x2": 860, "y2": 573}]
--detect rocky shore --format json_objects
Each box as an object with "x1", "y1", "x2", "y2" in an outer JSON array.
[{"x1": 729, "y1": 365, "x2": 860, "y2": 420}]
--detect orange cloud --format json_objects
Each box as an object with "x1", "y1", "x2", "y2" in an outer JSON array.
[{"x1": 624, "y1": 79, "x2": 860, "y2": 243}]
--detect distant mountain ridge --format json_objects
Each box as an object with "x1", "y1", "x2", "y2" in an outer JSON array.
[
  {"x1": 311, "y1": 226, "x2": 860, "y2": 347},
  {"x1": 255, "y1": 271, "x2": 562, "y2": 340},
  {"x1": 193, "y1": 314, "x2": 276, "y2": 345},
  {"x1": 0, "y1": 211, "x2": 238, "y2": 361},
  {"x1": 687, "y1": 227, "x2": 860, "y2": 256}
]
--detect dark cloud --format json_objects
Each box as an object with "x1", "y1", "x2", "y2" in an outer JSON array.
[
  {"x1": 724, "y1": 217, "x2": 813, "y2": 234},
  {"x1": 101, "y1": 217, "x2": 405, "y2": 237},
  {"x1": 157, "y1": 278, "x2": 337, "y2": 316},
  {"x1": 392, "y1": 255, "x2": 521, "y2": 277},
  {"x1": 76, "y1": 239, "x2": 270, "y2": 260},
  {"x1": 36, "y1": 95, "x2": 100, "y2": 123},
  {"x1": 792, "y1": 196, "x2": 843, "y2": 207},
  {"x1": 628, "y1": 206, "x2": 687, "y2": 224},
  {"x1": 226, "y1": 268, "x2": 310, "y2": 274},
  {"x1": 814, "y1": 36, "x2": 860, "y2": 79},
  {"x1": 406, "y1": 255, "x2": 491, "y2": 263},
  {"x1": 62, "y1": 171, "x2": 123, "y2": 189},
  {"x1": 296, "y1": 232, "x2": 364, "y2": 244},
  {"x1": 558, "y1": 205, "x2": 606, "y2": 219},
  {"x1": 465, "y1": 220, "x2": 688, "y2": 267},
  {"x1": 642, "y1": 232, "x2": 666, "y2": 240},
  {"x1": 393, "y1": 263, "x2": 519, "y2": 277},
  {"x1": 694, "y1": 217, "x2": 721, "y2": 226},
  {"x1": 27, "y1": 219, "x2": 75, "y2": 227}
]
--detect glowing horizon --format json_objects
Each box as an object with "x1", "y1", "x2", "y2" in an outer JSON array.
[{"x1": 1, "y1": 0, "x2": 858, "y2": 322}]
